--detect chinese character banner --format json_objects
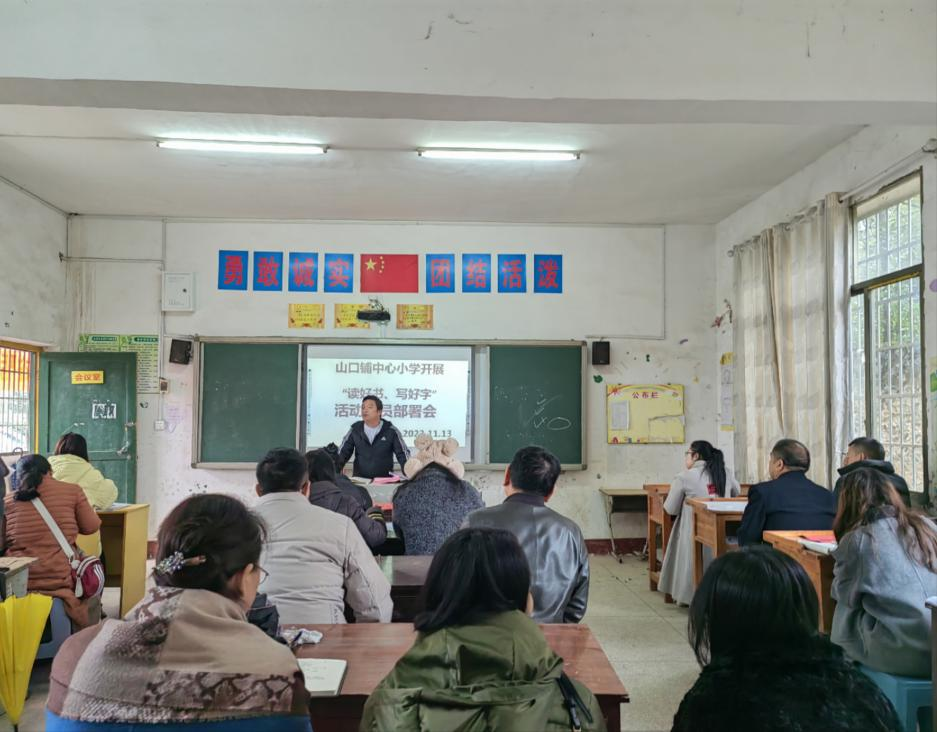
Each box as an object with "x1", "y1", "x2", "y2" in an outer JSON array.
[{"x1": 216, "y1": 250, "x2": 564, "y2": 295}]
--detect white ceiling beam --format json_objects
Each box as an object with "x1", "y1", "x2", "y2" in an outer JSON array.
[{"x1": 0, "y1": 78, "x2": 934, "y2": 126}]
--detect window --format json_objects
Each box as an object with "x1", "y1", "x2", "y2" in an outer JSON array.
[
  {"x1": 0, "y1": 342, "x2": 39, "y2": 455},
  {"x1": 848, "y1": 174, "x2": 926, "y2": 493}
]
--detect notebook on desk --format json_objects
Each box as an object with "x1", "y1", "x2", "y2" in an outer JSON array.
[
  {"x1": 705, "y1": 501, "x2": 747, "y2": 513},
  {"x1": 798, "y1": 538, "x2": 837, "y2": 555},
  {"x1": 297, "y1": 658, "x2": 348, "y2": 697}
]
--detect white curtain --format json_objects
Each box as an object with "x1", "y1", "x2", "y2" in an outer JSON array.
[{"x1": 733, "y1": 193, "x2": 849, "y2": 487}]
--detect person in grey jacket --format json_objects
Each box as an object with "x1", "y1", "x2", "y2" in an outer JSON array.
[
  {"x1": 253, "y1": 448, "x2": 392, "y2": 625},
  {"x1": 464, "y1": 445, "x2": 589, "y2": 624},
  {"x1": 831, "y1": 467, "x2": 937, "y2": 677},
  {"x1": 393, "y1": 440, "x2": 483, "y2": 556}
]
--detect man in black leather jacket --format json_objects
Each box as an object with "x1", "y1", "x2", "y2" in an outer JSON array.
[
  {"x1": 833, "y1": 436, "x2": 911, "y2": 508},
  {"x1": 464, "y1": 446, "x2": 589, "y2": 623}
]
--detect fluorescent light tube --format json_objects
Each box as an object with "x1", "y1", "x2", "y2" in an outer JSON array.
[
  {"x1": 417, "y1": 148, "x2": 579, "y2": 161},
  {"x1": 157, "y1": 140, "x2": 326, "y2": 155}
]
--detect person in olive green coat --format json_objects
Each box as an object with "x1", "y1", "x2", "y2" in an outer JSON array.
[{"x1": 360, "y1": 528, "x2": 606, "y2": 732}]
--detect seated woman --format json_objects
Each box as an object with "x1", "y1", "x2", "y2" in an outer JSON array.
[
  {"x1": 305, "y1": 448, "x2": 387, "y2": 550},
  {"x1": 658, "y1": 440, "x2": 739, "y2": 605},
  {"x1": 0, "y1": 454, "x2": 101, "y2": 628},
  {"x1": 46, "y1": 493, "x2": 311, "y2": 731},
  {"x1": 323, "y1": 441, "x2": 373, "y2": 510},
  {"x1": 361, "y1": 527, "x2": 606, "y2": 731},
  {"x1": 392, "y1": 436, "x2": 483, "y2": 555},
  {"x1": 832, "y1": 467, "x2": 937, "y2": 677},
  {"x1": 672, "y1": 546, "x2": 900, "y2": 732},
  {"x1": 49, "y1": 432, "x2": 119, "y2": 510}
]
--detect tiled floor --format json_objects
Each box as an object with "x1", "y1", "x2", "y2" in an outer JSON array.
[{"x1": 2, "y1": 555, "x2": 699, "y2": 732}]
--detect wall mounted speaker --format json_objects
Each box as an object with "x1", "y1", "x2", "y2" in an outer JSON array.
[
  {"x1": 168, "y1": 339, "x2": 193, "y2": 365},
  {"x1": 592, "y1": 341, "x2": 610, "y2": 366}
]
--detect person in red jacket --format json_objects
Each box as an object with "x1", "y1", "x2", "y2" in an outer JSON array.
[{"x1": 1, "y1": 454, "x2": 101, "y2": 627}]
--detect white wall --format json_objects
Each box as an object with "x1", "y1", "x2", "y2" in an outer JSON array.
[
  {"x1": 713, "y1": 125, "x2": 937, "y2": 494},
  {"x1": 0, "y1": 178, "x2": 67, "y2": 347},
  {"x1": 65, "y1": 217, "x2": 719, "y2": 538}
]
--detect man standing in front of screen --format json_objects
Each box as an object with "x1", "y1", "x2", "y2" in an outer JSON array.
[{"x1": 337, "y1": 395, "x2": 411, "y2": 479}]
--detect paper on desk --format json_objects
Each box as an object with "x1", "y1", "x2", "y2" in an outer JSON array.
[
  {"x1": 108, "y1": 502, "x2": 131, "y2": 509},
  {"x1": 799, "y1": 538, "x2": 837, "y2": 555},
  {"x1": 705, "y1": 501, "x2": 747, "y2": 513},
  {"x1": 298, "y1": 658, "x2": 347, "y2": 697},
  {"x1": 372, "y1": 475, "x2": 402, "y2": 485}
]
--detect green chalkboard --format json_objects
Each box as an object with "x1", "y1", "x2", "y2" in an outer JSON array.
[
  {"x1": 200, "y1": 343, "x2": 299, "y2": 463},
  {"x1": 488, "y1": 345, "x2": 584, "y2": 465}
]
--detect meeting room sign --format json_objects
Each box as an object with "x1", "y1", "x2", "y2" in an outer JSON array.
[{"x1": 216, "y1": 251, "x2": 564, "y2": 294}]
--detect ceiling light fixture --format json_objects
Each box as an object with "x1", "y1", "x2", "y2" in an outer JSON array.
[
  {"x1": 157, "y1": 139, "x2": 327, "y2": 155},
  {"x1": 417, "y1": 148, "x2": 579, "y2": 162}
]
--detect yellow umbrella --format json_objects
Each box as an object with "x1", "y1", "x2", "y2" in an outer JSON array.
[{"x1": 0, "y1": 593, "x2": 52, "y2": 730}]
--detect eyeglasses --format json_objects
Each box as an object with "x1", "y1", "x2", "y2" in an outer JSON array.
[{"x1": 255, "y1": 565, "x2": 269, "y2": 584}]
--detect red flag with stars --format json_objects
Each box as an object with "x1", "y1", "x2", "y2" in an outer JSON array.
[{"x1": 360, "y1": 254, "x2": 419, "y2": 292}]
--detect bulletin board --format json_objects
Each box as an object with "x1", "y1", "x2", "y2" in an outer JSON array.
[{"x1": 607, "y1": 383, "x2": 685, "y2": 444}]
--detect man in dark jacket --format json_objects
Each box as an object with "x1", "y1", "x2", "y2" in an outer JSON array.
[
  {"x1": 737, "y1": 439, "x2": 836, "y2": 546},
  {"x1": 337, "y1": 395, "x2": 410, "y2": 479},
  {"x1": 833, "y1": 436, "x2": 911, "y2": 507},
  {"x1": 464, "y1": 446, "x2": 589, "y2": 623}
]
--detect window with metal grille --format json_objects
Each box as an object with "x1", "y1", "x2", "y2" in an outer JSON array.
[
  {"x1": 848, "y1": 173, "x2": 926, "y2": 493},
  {"x1": 0, "y1": 343, "x2": 38, "y2": 455}
]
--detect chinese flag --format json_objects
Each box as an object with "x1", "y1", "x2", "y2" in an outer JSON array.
[{"x1": 360, "y1": 254, "x2": 419, "y2": 293}]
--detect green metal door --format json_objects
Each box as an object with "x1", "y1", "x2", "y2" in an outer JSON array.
[{"x1": 38, "y1": 352, "x2": 137, "y2": 502}]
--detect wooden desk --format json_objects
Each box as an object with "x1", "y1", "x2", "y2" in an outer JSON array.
[
  {"x1": 643, "y1": 484, "x2": 674, "y2": 602},
  {"x1": 294, "y1": 622, "x2": 628, "y2": 732},
  {"x1": 764, "y1": 530, "x2": 836, "y2": 633},
  {"x1": 77, "y1": 504, "x2": 149, "y2": 617},
  {"x1": 0, "y1": 556, "x2": 36, "y2": 599},
  {"x1": 688, "y1": 497, "x2": 747, "y2": 587},
  {"x1": 599, "y1": 487, "x2": 646, "y2": 562},
  {"x1": 378, "y1": 555, "x2": 432, "y2": 622}
]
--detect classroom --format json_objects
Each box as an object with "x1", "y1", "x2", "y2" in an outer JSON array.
[{"x1": 0, "y1": 3, "x2": 936, "y2": 731}]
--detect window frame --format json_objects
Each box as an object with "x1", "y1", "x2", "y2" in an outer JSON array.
[
  {"x1": 848, "y1": 170, "x2": 928, "y2": 493},
  {"x1": 0, "y1": 340, "x2": 42, "y2": 457}
]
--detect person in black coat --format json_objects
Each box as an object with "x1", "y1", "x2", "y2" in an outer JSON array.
[
  {"x1": 737, "y1": 439, "x2": 836, "y2": 546},
  {"x1": 672, "y1": 546, "x2": 900, "y2": 732},
  {"x1": 305, "y1": 449, "x2": 387, "y2": 551},
  {"x1": 323, "y1": 442, "x2": 373, "y2": 510},
  {"x1": 833, "y1": 436, "x2": 911, "y2": 508}
]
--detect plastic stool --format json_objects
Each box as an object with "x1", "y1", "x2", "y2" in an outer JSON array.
[
  {"x1": 36, "y1": 598, "x2": 72, "y2": 661},
  {"x1": 859, "y1": 665, "x2": 933, "y2": 732}
]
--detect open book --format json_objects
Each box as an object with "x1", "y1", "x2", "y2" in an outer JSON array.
[{"x1": 297, "y1": 658, "x2": 348, "y2": 697}]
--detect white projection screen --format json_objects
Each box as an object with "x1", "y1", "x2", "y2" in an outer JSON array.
[{"x1": 305, "y1": 344, "x2": 473, "y2": 463}]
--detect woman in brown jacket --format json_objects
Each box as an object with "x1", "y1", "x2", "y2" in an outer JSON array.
[{"x1": 1, "y1": 454, "x2": 101, "y2": 627}]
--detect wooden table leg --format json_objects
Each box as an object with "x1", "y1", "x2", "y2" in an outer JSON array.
[{"x1": 600, "y1": 698, "x2": 621, "y2": 732}]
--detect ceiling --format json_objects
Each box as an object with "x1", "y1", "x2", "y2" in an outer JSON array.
[
  {"x1": 0, "y1": 106, "x2": 862, "y2": 223},
  {"x1": 1, "y1": 1, "x2": 933, "y2": 224}
]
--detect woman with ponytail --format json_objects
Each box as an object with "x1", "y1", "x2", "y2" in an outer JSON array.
[
  {"x1": 658, "y1": 440, "x2": 740, "y2": 605},
  {"x1": 0, "y1": 454, "x2": 101, "y2": 627}
]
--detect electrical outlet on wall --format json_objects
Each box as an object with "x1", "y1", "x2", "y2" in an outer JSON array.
[{"x1": 154, "y1": 420, "x2": 166, "y2": 431}]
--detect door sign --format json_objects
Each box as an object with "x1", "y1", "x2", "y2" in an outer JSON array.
[{"x1": 91, "y1": 402, "x2": 118, "y2": 420}]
